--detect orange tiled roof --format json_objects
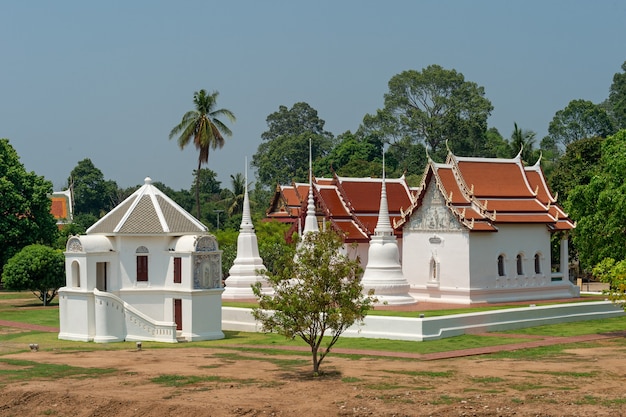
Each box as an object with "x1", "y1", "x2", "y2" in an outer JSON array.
[
  {"x1": 266, "y1": 174, "x2": 417, "y2": 242},
  {"x1": 396, "y1": 152, "x2": 574, "y2": 232},
  {"x1": 267, "y1": 152, "x2": 574, "y2": 240}
]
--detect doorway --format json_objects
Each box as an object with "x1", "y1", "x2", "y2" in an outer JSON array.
[{"x1": 173, "y1": 299, "x2": 182, "y2": 331}]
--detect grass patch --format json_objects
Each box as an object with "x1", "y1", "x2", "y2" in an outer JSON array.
[
  {"x1": 509, "y1": 382, "x2": 549, "y2": 391},
  {"x1": 524, "y1": 370, "x2": 597, "y2": 378},
  {"x1": 150, "y1": 374, "x2": 255, "y2": 387},
  {"x1": 0, "y1": 358, "x2": 115, "y2": 382},
  {"x1": 364, "y1": 382, "x2": 408, "y2": 390},
  {"x1": 501, "y1": 316, "x2": 626, "y2": 337},
  {"x1": 471, "y1": 376, "x2": 505, "y2": 383},
  {"x1": 431, "y1": 394, "x2": 459, "y2": 405},
  {"x1": 341, "y1": 376, "x2": 362, "y2": 383},
  {"x1": 383, "y1": 369, "x2": 455, "y2": 378}
]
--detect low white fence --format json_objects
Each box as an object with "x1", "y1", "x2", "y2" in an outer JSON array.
[{"x1": 222, "y1": 300, "x2": 624, "y2": 342}]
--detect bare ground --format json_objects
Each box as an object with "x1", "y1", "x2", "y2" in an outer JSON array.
[{"x1": 1, "y1": 339, "x2": 626, "y2": 417}]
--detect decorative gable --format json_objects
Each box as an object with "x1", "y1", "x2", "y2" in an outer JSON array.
[{"x1": 407, "y1": 181, "x2": 463, "y2": 232}]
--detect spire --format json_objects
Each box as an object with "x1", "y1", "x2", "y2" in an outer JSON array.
[
  {"x1": 223, "y1": 157, "x2": 271, "y2": 299},
  {"x1": 374, "y1": 151, "x2": 393, "y2": 235},
  {"x1": 302, "y1": 137, "x2": 319, "y2": 234},
  {"x1": 240, "y1": 157, "x2": 253, "y2": 232}
]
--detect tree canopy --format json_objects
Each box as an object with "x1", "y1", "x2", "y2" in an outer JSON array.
[
  {"x1": 261, "y1": 102, "x2": 332, "y2": 142},
  {"x1": 382, "y1": 65, "x2": 493, "y2": 160},
  {"x1": 2, "y1": 244, "x2": 65, "y2": 306},
  {"x1": 252, "y1": 228, "x2": 374, "y2": 375},
  {"x1": 608, "y1": 61, "x2": 626, "y2": 130},
  {"x1": 0, "y1": 139, "x2": 58, "y2": 274},
  {"x1": 566, "y1": 129, "x2": 626, "y2": 270},
  {"x1": 547, "y1": 99, "x2": 615, "y2": 147},
  {"x1": 68, "y1": 158, "x2": 117, "y2": 217},
  {"x1": 252, "y1": 103, "x2": 335, "y2": 187}
]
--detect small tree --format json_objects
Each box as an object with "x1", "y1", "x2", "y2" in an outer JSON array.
[
  {"x1": 252, "y1": 229, "x2": 375, "y2": 375},
  {"x1": 593, "y1": 258, "x2": 626, "y2": 307},
  {"x1": 1, "y1": 244, "x2": 65, "y2": 306}
]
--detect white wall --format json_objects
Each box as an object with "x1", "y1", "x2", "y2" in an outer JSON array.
[{"x1": 469, "y1": 224, "x2": 552, "y2": 290}]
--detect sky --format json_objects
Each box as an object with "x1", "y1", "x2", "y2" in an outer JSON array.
[{"x1": 2, "y1": 1, "x2": 625, "y2": 191}]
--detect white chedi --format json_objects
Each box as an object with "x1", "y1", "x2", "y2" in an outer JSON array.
[
  {"x1": 360, "y1": 156, "x2": 415, "y2": 305},
  {"x1": 223, "y1": 167, "x2": 271, "y2": 299}
]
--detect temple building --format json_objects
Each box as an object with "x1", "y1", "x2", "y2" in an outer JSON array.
[
  {"x1": 266, "y1": 151, "x2": 578, "y2": 304},
  {"x1": 59, "y1": 177, "x2": 224, "y2": 343}
]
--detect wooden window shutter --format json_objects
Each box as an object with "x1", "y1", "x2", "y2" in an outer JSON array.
[
  {"x1": 174, "y1": 257, "x2": 182, "y2": 283},
  {"x1": 137, "y1": 255, "x2": 148, "y2": 281}
]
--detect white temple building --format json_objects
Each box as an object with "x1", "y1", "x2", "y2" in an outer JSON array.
[
  {"x1": 58, "y1": 177, "x2": 224, "y2": 343},
  {"x1": 267, "y1": 151, "x2": 579, "y2": 305},
  {"x1": 223, "y1": 167, "x2": 270, "y2": 300}
]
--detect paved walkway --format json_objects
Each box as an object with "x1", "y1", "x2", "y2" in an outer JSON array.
[{"x1": 2, "y1": 319, "x2": 624, "y2": 361}]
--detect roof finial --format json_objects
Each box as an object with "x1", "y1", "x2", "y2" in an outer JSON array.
[
  {"x1": 374, "y1": 148, "x2": 393, "y2": 235},
  {"x1": 302, "y1": 136, "x2": 319, "y2": 235}
]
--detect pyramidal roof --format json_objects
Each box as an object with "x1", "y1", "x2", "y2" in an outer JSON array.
[{"x1": 87, "y1": 177, "x2": 207, "y2": 235}]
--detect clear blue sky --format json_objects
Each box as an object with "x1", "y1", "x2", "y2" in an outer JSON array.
[{"x1": 2, "y1": 1, "x2": 625, "y2": 191}]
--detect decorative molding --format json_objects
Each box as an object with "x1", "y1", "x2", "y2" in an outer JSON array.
[
  {"x1": 193, "y1": 253, "x2": 222, "y2": 289},
  {"x1": 408, "y1": 185, "x2": 462, "y2": 232},
  {"x1": 195, "y1": 235, "x2": 218, "y2": 252},
  {"x1": 67, "y1": 237, "x2": 83, "y2": 252}
]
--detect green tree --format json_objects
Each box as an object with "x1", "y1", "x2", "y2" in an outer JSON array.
[
  {"x1": 0, "y1": 139, "x2": 58, "y2": 274},
  {"x1": 383, "y1": 65, "x2": 493, "y2": 160},
  {"x1": 225, "y1": 173, "x2": 246, "y2": 216},
  {"x1": 547, "y1": 99, "x2": 615, "y2": 147},
  {"x1": 261, "y1": 102, "x2": 332, "y2": 142},
  {"x1": 252, "y1": 228, "x2": 374, "y2": 375},
  {"x1": 483, "y1": 127, "x2": 511, "y2": 158},
  {"x1": 592, "y1": 258, "x2": 626, "y2": 307},
  {"x1": 315, "y1": 131, "x2": 383, "y2": 177},
  {"x1": 566, "y1": 130, "x2": 626, "y2": 270},
  {"x1": 608, "y1": 61, "x2": 626, "y2": 129},
  {"x1": 169, "y1": 89, "x2": 236, "y2": 219},
  {"x1": 68, "y1": 158, "x2": 118, "y2": 216},
  {"x1": 252, "y1": 103, "x2": 335, "y2": 188},
  {"x1": 2, "y1": 244, "x2": 65, "y2": 306},
  {"x1": 548, "y1": 136, "x2": 603, "y2": 203},
  {"x1": 508, "y1": 122, "x2": 538, "y2": 163}
]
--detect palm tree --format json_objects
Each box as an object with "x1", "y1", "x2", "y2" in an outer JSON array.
[
  {"x1": 509, "y1": 122, "x2": 537, "y2": 164},
  {"x1": 169, "y1": 89, "x2": 236, "y2": 219},
  {"x1": 226, "y1": 172, "x2": 246, "y2": 216}
]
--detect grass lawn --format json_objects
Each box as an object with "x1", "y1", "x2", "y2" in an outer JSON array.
[{"x1": 2, "y1": 290, "x2": 626, "y2": 359}]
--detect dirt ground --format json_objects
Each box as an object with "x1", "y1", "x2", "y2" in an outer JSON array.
[{"x1": 1, "y1": 339, "x2": 626, "y2": 417}]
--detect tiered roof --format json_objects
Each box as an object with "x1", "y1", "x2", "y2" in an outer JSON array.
[
  {"x1": 395, "y1": 152, "x2": 575, "y2": 232},
  {"x1": 266, "y1": 174, "x2": 418, "y2": 242},
  {"x1": 267, "y1": 152, "x2": 574, "y2": 240}
]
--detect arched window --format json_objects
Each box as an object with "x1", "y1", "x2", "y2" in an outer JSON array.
[
  {"x1": 136, "y1": 246, "x2": 149, "y2": 282},
  {"x1": 71, "y1": 260, "x2": 80, "y2": 288},
  {"x1": 516, "y1": 254, "x2": 524, "y2": 276},
  {"x1": 534, "y1": 253, "x2": 541, "y2": 274},
  {"x1": 497, "y1": 255, "x2": 505, "y2": 277}
]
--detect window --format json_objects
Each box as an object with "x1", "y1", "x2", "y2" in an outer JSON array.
[
  {"x1": 174, "y1": 257, "x2": 182, "y2": 283},
  {"x1": 497, "y1": 255, "x2": 505, "y2": 277},
  {"x1": 516, "y1": 254, "x2": 523, "y2": 276},
  {"x1": 136, "y1": 246, "x2": 149, "y2": 282},
  {"x1": 534, "y1": 253, "x2": 541, "y2": 274}
]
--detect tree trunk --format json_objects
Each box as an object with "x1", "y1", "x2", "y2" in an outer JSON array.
[
  {"x1": 195, "y1": 158, "x2": 201, "y2": 220},
  {"x1": 311, "y1": 346, "x2": 320, "y2": 375}
]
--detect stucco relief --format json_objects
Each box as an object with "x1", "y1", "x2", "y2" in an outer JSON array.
[
  {"x1": 196, "y1": 235, "x2": 218, "y2": 252},
  {"x1": 67, "y1": 237, "x2": 83, "y2": 252},
  {"x1": 193, "y1": 253, "x2": 222, "y2": 289},
  {"x1": 408, "y1": 185, "x2": 462, "y2": 232}
]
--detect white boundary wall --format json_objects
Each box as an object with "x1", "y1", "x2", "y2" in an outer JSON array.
[{"x1": 223, "y1": 301, "x2": 624, "y2": 342}]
